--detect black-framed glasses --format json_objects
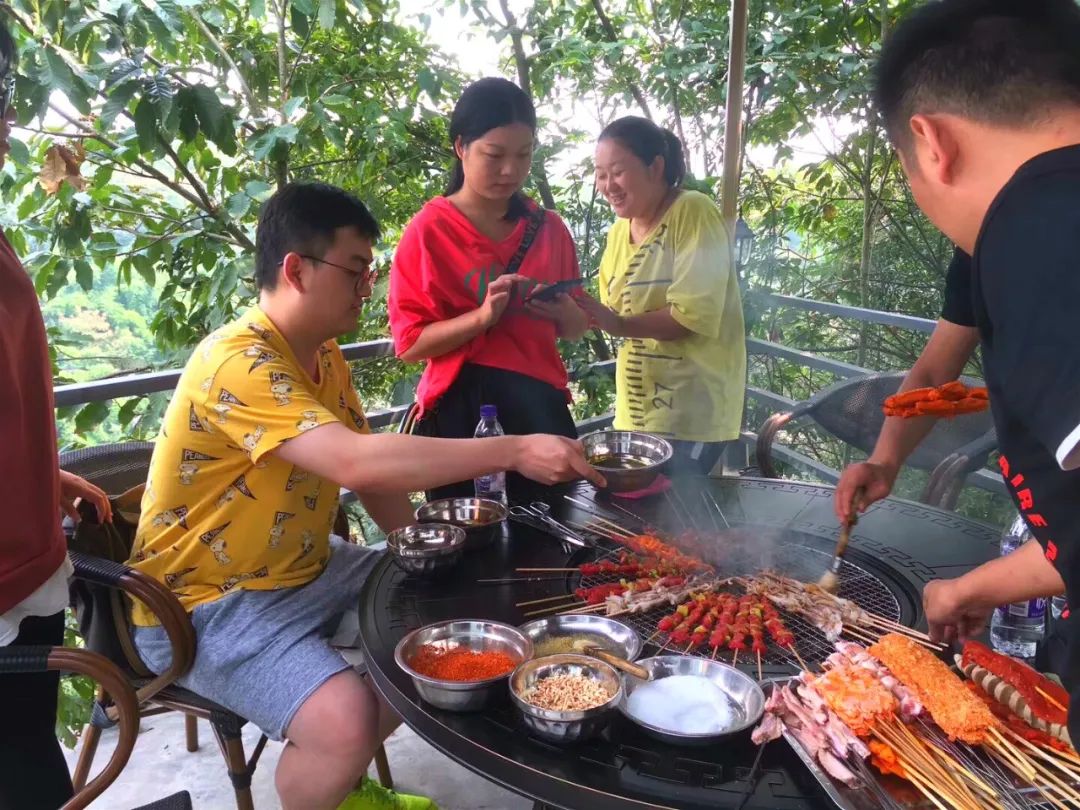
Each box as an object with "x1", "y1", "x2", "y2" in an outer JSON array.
[
  {"x1": 0, "y1": 74, "x2": 15, "y2": 122},
  {"x1": 281, "y1": 253, "x2": 377, "y2": 292}
]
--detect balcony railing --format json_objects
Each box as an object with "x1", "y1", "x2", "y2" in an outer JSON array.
[{"x1": 53, "y1": 294, "x2": 1007, "y2": 500}]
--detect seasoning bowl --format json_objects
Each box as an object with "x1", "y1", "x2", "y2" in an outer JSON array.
[
  {"x1": 386, "y1": 523, "x2": 466, "y2": 579},
  {"x1": 519, "y1": 614, "x2": 643, "y2": 661},
  {"x1": 581, "y1": 430, "x2": 673, "y2": 493},
  {"x1": 415, "y1": 498, "x2": 508, "y2": 550},
  {"x1": 509, "y1": 654, "x2": 623, "y2": 744},
  {"x1": 394, "y1": 619, "x2": 532, "y2": 712},
  {"x1": 618, "y1": 655, "x2": 765, "y2": 746}
]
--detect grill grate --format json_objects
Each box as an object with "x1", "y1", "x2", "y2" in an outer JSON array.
[{"x1": 579, "y1": 540, "x2": 900, "y2": 668}]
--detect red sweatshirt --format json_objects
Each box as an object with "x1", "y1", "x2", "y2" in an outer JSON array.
[
  {"x1": 389, "y1": 197, "x2": 580, "y2": 414},
  {"x1": 0, "y1": 233, "x2": 65, "y2": 614}
]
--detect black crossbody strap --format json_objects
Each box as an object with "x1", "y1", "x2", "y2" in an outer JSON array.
[{"x1": 504, "y1": 206, "x2": 546, "y2": 276}]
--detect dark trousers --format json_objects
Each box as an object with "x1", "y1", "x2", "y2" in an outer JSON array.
[
  {"x1": 668, "y1": 439, "x2": 732, "y2": 477},
  {"x1": 0, "y1": 611, "x2": 74, "y2": 810},
  {"x1": 421, "y1": 364, "x2": 578, "y2": 502}
]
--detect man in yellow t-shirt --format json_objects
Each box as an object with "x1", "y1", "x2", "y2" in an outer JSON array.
[{"x1": 129, "y1": 182, "x2": 603, "y2": 810}]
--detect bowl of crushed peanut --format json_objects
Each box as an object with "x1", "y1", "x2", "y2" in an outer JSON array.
[{"x1": 509, "y1": 653, "x2": 622, "y2": 744}]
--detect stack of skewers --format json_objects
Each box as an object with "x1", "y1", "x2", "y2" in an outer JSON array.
[{"x1": 755, "y1": 633, "x2": 1080, "y2": 809}]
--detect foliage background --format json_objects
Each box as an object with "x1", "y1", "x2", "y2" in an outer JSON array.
[{"x1": 1, "y1": 0, "x2": 1013, "y2": 744}]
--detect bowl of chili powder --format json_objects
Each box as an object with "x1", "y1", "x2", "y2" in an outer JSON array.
[{"x1": 395, "y1": 619, "x2": 533, "y2": 712}]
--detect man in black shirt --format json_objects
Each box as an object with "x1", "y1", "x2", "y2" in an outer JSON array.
[
  {"x1": 876, "y1": 0, "x2": 1080, "y2": 741},
  {"x1": 835, "y1": 248, "x2": 979, "y2": 520}
]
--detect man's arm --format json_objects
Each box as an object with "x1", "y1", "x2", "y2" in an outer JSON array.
[
  {"x1": 273, "y1": 422, "x2": 605, "y2": 495},
  {"x1": 359, "y1": 492, "x2": 417, "y2": 534},
  {"x1": 835, "y1": 319, "x2": 979, "y2": 521},
  {"x1": 923, "y1": 540, "x2": 1065, "y2": 643}
]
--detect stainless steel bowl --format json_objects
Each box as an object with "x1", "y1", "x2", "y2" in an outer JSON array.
[
  {"x1": 415, "y1": 498, "x2": 508, "y2": 550},
  {"x1": 394, "y1": 620, "x2": 533, "y2": 712},
  {"x1": 581, "y1": 430, "x2": 673, "y2": 493},
  {"x1": 510, "y1": 654, "x2": 622, "y2": 744},
  {"x1": 386, "y1": 523, "x2": 466, "y2": 579},
  {"x1": 618, "y1": 655, "x2": 765, "y2": 746},
  {"x1": 519, "y1": 614, "x2": 642, "y2": 661}
]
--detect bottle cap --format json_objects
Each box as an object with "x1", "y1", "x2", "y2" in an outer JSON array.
[{"x1": 480, "y1": 404, "x2": 498, "y2": 420}]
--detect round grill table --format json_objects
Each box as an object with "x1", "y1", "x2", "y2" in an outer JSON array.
[{"x1": 358, "y1": 478, "x2": 999, "y2": 810}]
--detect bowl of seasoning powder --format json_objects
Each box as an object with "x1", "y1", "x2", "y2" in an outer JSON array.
[
  {"x1": 395, "y1": 619, "x2": 533, "y2": 712},
  {"x1": 509, "y1": 654, "x2": 622, "y2": 743}
]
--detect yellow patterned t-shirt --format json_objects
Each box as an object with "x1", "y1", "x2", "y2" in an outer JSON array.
[
  {"x1": 598, "y1": 190, "x2": 746, "y2": 442},
  {"x1": 128, "y1": 307, "x2": 370, "y2": 626}
]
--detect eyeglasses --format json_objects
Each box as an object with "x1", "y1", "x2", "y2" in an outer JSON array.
[
  {"x1": 283, "y1": 253, "x2": 378, "y2": 293},
  {"x1": 0, "y1": 74, "x2": 15, "y2": 122}
]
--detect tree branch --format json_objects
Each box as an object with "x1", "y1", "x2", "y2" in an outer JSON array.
[
  {"x1": 589, "y1": 0, "x2": 654, "y2": 120},
  {"x1": 191, "y1": 12, "x2": 261, "y2": 117}
]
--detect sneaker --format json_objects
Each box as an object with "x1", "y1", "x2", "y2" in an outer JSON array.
[{"x1": 337, "y1": 776, "x2": 438, "y2": 810}]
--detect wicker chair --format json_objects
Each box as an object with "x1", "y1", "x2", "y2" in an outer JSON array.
[
  {"x1": 60, "y1": 442, "x2": 391, "y2": 810},
  {"x1": 0, "y1": 642, "x2": 194, "y2": 810},
  {"x1": 754, "y1": 373, "x2": 997, "y2": 510}
]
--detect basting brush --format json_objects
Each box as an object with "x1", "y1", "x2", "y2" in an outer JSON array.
[{"x1": 819, "y1": 488, "x2": 863, "y2": 593}]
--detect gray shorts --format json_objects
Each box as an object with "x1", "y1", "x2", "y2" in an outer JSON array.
[{"x1": 134, "y1": 537, "x2": 382, "y2": 741}]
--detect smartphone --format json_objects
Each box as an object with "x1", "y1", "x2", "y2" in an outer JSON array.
[{"x1": 525, "y1": 277, "x2": 584, "y2": 303}]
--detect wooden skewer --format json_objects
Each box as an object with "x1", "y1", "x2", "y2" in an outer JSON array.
[
  {"x1": 643, "y1": 628, "x2": 663, "y2": 647},
  {"x1": 872, "y1": 727, "x2": 959, "y2": 810},
  {"x1": 515, "y1": 593, "x2": 578, "y2": 608},
  {"x1": 1007, "y1": 728, "x2": 1080, "y2": 781},
  {"x1": 875, "y1": 722, "x2": 978, "y2": 810},
  {"x1": 523, "y1": 600, "x2": 586, "y2": 617},
  {"x1": 991, "y1": 731, "x2": 1080, "y2": 808},
  {"x1": 515, "y1": 567, "x2": 579, "y2": 573},
  {"x1": 563, "y1": 497, "x2": 636, "y2": 536},
  {"x1": 711, "y1": 646, "x2": 720, "y2": 660},
  {"x1": 1034, "y1": 739, "x2": 1080, "y2": 768},
  {"x1": 756, "y1": 650, "x2": 763, "y2": 682},
  {"x1": 842, "y1": 624, "x2": 880, "y2": 644},
  {"x1": 731, "y1": 649, "x2": 739, "y2": 666},
  {"x1": 1036, "y1": 686, "x2": 1069, "y2": 713},
  {"x1": 863, "y1": 615, "x2": 936, "y2": 642},
  {"x1": 788, "y1": 646, "x2": 810, "y2": 673}
]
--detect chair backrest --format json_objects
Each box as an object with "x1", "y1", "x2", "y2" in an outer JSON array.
[
  {"x1": 59, "y1": 441, "x2": 155, "y2": 495},
  {"x1": 801, "y1": 373, "x2": 996, "y2": 472},
  {"x1": 60, "y1": 442, "x2": 155, "y2": 676}
]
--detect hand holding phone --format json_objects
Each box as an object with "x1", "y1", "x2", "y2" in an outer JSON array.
[{"x1": 525, "y1": 277, "x2": 584, "y2": 303}]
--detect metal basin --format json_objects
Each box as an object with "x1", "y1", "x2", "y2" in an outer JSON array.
[
  {"x1": 618, "y1": 655, "x2": 765, "y2": 746},
  {"x1": 415, "y1": 498, "x2": 508, "y2": 550},
  {"x1": 510, "y1": 654, "x2": 622, "y2": 744},
  {"x1": 582, "y1": 430, "x2": 673, "y2": 493},
  {"x1": 519, "y1": 614, "x2": 642, "y2": 661},
  {"x1": 386, "y1": 523, "x2": 465, "y2": 579},
  {"x1": 394, "y1": 620, "x2": 533, "y2": 712}
]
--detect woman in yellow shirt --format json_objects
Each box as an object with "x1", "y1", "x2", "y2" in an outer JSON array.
[{"x1": 580, "y1": 117, "x2": 746, "y2": 475}]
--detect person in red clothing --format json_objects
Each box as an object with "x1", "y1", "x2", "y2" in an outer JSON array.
[
  {"x1": 0, "y1": 19, "x2": 112, "y2": 810},
  {"x1": 390, "y1": 77, "x2": 589, "y2": 500}
]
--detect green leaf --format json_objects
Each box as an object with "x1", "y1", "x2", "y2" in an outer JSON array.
[
  {"x1": 74, "y1": 259, "x2": 94, "y2": 292},
  {"x1": 417, "y1": 67, "x2": 438, "y2": 99},
  {"x1": 133, "y1": 96, "x2": 159, "y2": 152},
  {"x1": 74, "y1": 401, "x2": 110, "y2": 435},
  {"x1": 283, "y1": 96, "x2": 306, "y2": 119},
  {"x1": 101, "y1": 81, "x2": 138, "y2": 127},
  {"x1": 146, "y1": 73, "x2": 175, "y2": 115},
  {"x1": 244, "y1": 180, "x2": 273, "y2": 200},
  {"x1": 251, "y1": 0, "x2": 266, "y2": 17},
  {"x1": 176, "y1": 87, "x2": 199, "y2": 141},
  {"x1": 225, "y1": 191, "x2": 251, "y2": 218},
  {"x1": 6, "y1": 136, "x2": 28, "y2": 167},
  {"x1": 292, "y1": 0, "x2": 316, "y2": 14},
  {"x1": 43, "y1": 48, "x2": 92, "y2": 115},
  {"x1": 249, "y1": 124, "x2": 299, "y2": 161},
  {"x1": 317, "y1": 0, "x2": 336, "y2": 29},
  {"x1": 190, "y1": 85, "x2": 229, "y2": 142},
  {"x1": 130, "y1": 254, "x2": 156, "y2": 286},
  {"x1": 105, "y1": 58, "x2": 142, "y2": 88}
]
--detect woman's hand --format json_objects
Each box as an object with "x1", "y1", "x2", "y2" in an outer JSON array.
[
  {"x1": 576, "y1": 293, "x2": 624, "y2": 336},
  {"x1": 526, "y1": 290, "x2": 589, "y2": 339},
  {"x1": 478, "y1": 273, "x2": 527, "y2": 329},
  {"x1": 58, "y1": 470, "x2": 112, "y2": 523}
]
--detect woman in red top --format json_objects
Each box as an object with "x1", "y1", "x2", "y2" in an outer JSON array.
[{"x1": 390, "y1": 77, "x2": 588, "y2": 499}]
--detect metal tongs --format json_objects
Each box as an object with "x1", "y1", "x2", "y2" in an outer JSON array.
[{"x1": 508, "y1": 501, "x2": 593, "y2": 548}]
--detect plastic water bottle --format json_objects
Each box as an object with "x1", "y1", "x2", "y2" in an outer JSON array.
[
  {"x1": 473, "y1": 404, "x2": 507, "y2": 505},
  {"x1": 1052, "y1": 595, "x2": 1068, "y2": 621},
  {"x1": 990, "y1": 513, "x2": 1047, "y2": 661}
]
